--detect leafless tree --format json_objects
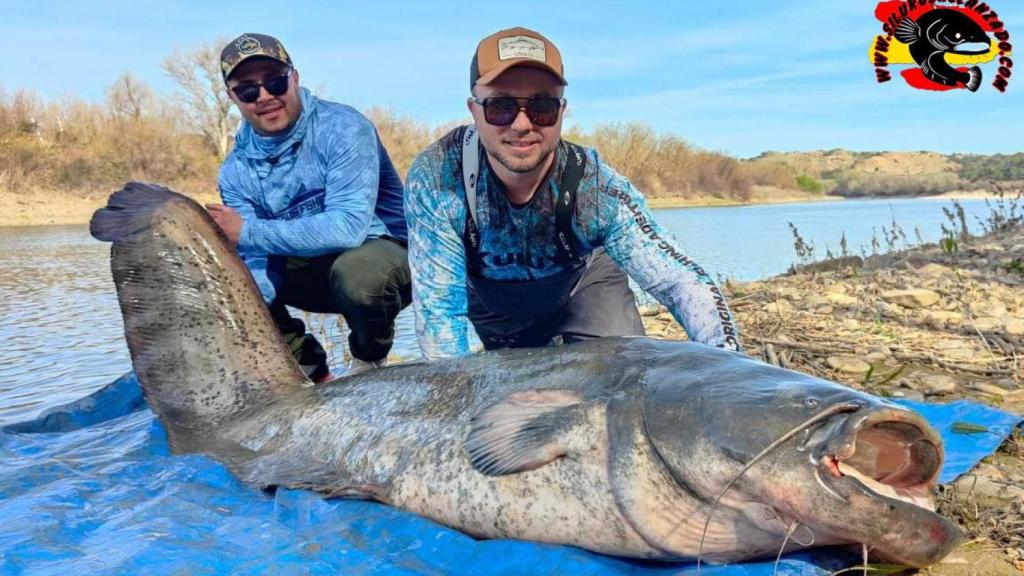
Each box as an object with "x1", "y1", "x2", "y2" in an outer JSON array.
[
  {"x1": 106, "y1": 73, "x2": 154, "y2": 122},
  {"x1": 162, "y1": 38, "x2": 237, "y2": 159},
  {"x1": 2, "y1": 89, "x2": 43, "y2": 138}
]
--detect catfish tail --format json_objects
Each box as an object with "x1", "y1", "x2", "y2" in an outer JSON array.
[
  {"x1": 91, "y1": 182, "x2": 308, "y2": 451},
  {"x1": 965, "y1": 66, "x2": 982, "y2": 92}
]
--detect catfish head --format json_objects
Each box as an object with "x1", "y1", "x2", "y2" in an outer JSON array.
[{"x1": 633, "y1": 340, "x2": 960, "y2": 567}]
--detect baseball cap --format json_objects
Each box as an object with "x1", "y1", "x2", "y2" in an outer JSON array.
[
  {"x1": 220, "y1": 33, "x2": 293, "y2": 82},
  {"x1": 470, "y1": 27, "x2": 567, "y2": 90}
]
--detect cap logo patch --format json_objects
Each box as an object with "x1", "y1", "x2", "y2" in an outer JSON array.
[
  {"x1": 237, "y1": 36, "x2": 261, "y2": 54},
  {"x1": 498, "y1": 35, "x2": 546, "y2": 62}
]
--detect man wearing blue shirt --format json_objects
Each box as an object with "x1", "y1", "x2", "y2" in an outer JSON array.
[
  {"x1": 404, "y1": 27, "x2": 740, "y2": 360},
  {"x1": 208, "y1": 33, "x2": 410, "y2": 380}
]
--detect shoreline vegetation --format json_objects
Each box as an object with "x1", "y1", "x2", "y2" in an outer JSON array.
[
  {"x1": 2, "y1": 54, "x2": 1022, "y2": 227},
  {"x1": 0, "y1": 186, "x2": 1013, "y2": 228}
]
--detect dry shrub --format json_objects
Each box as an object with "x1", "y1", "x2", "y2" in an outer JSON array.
[
  {"x1": 364, "y1": 107, "x2": 437, "y2": 178},
  {"x1": 0, "y1": 84, "x2": 220, "y2": 197},
  {"x1": 564, "y1": 121, "x2": 801, "y2": 201},
  {"x1": 832, "y1": 171, "x2": 962, "y2": 197},
  {"x1": 2, "y1": 83, "x2": 798, "y2": 205}
]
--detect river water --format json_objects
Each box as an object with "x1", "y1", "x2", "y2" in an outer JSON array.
[{"x1": 0, "y1": 197, "x2": 1004, "y2": 426}]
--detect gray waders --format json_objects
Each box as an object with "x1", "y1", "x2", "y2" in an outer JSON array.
[{"x1": 458, "y1": 127, "x2": 644, "y2": 351}]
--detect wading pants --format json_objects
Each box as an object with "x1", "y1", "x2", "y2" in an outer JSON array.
[
  {"x1": 467, "y1": 248, "x2": 645, "y2": 350},
  {"x1": 269, "y1": 237, "x2": 411, "y2": 380}
]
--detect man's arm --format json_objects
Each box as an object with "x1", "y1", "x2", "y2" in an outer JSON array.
[
  {"x1": 218, "y1": 169, "x2": 278, "y2": 303},
  {"x1": 404, "y1": 151, "x2": 471, "y2": 360},
  {"x1": 595, "y1": 159, "x2": 741, "y2": 351},
  {"x1": 239, "y1": 112, "x2": 381, "y2": 256}
]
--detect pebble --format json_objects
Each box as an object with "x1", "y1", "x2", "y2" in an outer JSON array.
[
  {"x1": 925, "y1": 310, "x2": 964, "y2": 324},
  {"x1": 917, "y1": 263, "x2": 953, "y2": 277},
  {"x1": 805, "y1": 294, "x2": 829, "y2": 307},
  {"x1": 825, "y1": 293, "x2": 858, "y2": 307},
  {"x1": 919, "y1": 374, "x2": 957, "y2": 395},
  {"x1": 952, "y1": 474, "x2": 1024, "y2": 503},
  {"x1": 766, "y1": 301, "x2": 794, "y2": 315},
  {"x1": 971, "y1": 316, "x2": 1002, "y2": 332},
  {"x1": 969, "y1": 300, "x2": 1009, "y2": 318},
  {"x1": 971, "y1": 382, "x2": 1011, "y2": 397},
  {"x1": 874, "y1": 301, "x2": 894, "y2": 317},
  {"x1": 826, "y1": 355, "x2": 871, "y2": 374},
  {"x1": 881, "y1": 289, "x2": 940, "y2": 309},
  {"x1": 1005, "y1": 318, "x2": 1024, "y2": 336}
]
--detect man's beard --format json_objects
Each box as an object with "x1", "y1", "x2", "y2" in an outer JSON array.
[{"x1": 487, "y1": 140, "x2": 558, "y2": 174}]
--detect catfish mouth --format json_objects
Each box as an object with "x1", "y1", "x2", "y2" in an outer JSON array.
[
  {"x1": 951, "y1": 41, "x2": 992, "y2": 55},
  {"x1": 808, "y1": 409, "x2": 962, "y2": 567},
  {"x1": 818, "y1": 410, "x2": 942, "y2": 509}
]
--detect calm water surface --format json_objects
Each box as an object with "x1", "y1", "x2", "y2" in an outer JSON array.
[{"x1": 0, "y1": 197, "x2": 1001, "y2": 425}]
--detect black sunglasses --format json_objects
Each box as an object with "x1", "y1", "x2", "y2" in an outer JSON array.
[
  {"x1": 470, "y1": 96, "x2": 565, "y2": 127},
  {"x1": 230, "y1": 69, "x2": 292, "y2": 104}
]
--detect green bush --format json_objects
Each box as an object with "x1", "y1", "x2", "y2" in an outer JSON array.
[{"x1": 795, "y1": 174, "x2": 823, "y2": 193}]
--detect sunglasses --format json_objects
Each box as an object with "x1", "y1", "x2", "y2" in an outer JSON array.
[
  {"x1": 229, "y1": 69, "x2": 292, "y2": 104},
  {"x1": 469, "y1": 96, "x2": 565, "y2": 127}
]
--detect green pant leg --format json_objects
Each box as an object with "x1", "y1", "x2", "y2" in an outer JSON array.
[
  {"x1": 325, "y1": 238, "x2": 411, "y2": 363},
  {"x1": 268, "y1": 294, "x2": 330, "y2": 382}
]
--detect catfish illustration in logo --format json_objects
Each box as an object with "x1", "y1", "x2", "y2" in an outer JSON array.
[{"x1": 895, "y1": 9, "x2": 992, "y2": 91}]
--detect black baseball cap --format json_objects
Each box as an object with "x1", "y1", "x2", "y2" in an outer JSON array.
[{"x1": 220, "y1": 33, "x2": 293, "y2": 82}]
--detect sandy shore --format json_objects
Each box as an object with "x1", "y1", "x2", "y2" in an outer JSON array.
[
  {"x1": 933, "y1": 189, "x2": 1017, "y2": 200},
  {"x1": 2, "y1": 185, "x2": 1017, "y2": 227},
  {"x1": 0, "y1": 188, "x2": 220, "y2": 227}
]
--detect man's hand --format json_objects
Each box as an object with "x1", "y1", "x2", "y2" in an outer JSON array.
[{"x1": 206, "y1": 204, "x2": 243, "y2": 247}]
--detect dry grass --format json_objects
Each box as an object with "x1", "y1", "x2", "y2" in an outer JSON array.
[
  {"x1": 6, "y1": 81, "x2": 1019, "y2": 225},
  {"x1": 1, "y1": 85, "x2": 812, "y2": 218}
]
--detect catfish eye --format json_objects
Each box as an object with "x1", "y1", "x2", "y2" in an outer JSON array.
[
  {"x1": 804, "y1": 398, "x2": 820, "y2": 408},
  {"x1": 955, "y1": 32, "x2": 962, "y2": 39}
]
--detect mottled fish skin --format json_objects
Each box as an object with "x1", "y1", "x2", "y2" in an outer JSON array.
[{"x1": 90, "y1": 183, "x2": 961, "y2": 566}]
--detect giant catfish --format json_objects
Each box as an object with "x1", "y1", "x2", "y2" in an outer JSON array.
[{"x1": 89, "y1": 182, "x2": 961, "y2": 567}]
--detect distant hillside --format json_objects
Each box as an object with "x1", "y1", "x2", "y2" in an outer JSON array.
[
  {"x1": 748, "y1": 150, "x2": 1024, "y2": 198},
  {"x1": 2, "y1": 81, "x2": 1021, "y2": 215}
]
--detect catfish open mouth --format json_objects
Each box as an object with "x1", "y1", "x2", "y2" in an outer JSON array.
[
  {"x1": 952, "y1": 42, "x2": 992, "y2": 55},
  {"x1": 822, "y1": 415, "x2": 943, "y2": 509}
]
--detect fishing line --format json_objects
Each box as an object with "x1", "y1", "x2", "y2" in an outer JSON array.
[
  {"x1": 771, "y1": 521, "x2": 800, "y2": 576},
  {"x1": 695, "y1": 401, "x2": 863, "y2": 576}
]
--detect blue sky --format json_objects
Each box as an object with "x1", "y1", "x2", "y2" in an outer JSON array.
[{"x1": 2, "y1": 0, "x2": 1021, "y2": 158}]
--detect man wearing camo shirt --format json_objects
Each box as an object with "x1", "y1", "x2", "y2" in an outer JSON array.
[{"x1": 404, "y1": 27, "x2": 740, "y2": 360}]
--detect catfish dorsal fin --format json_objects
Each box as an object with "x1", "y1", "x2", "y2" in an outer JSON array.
[{"x1": 465, "y1": 390, "x2": 585, "y2": 476}]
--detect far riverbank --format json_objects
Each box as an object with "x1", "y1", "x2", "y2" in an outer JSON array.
[{"x1": 0, "y1": 186, "x2": 1011, "y2": 227}]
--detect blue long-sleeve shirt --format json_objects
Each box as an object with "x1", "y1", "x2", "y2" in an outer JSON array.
[
  {"x1": 218, "y1": 87, "x2": 406, "y2": 302},
  {"x1": 404, "y1": 127, "x2": 741, "y2": 360}
]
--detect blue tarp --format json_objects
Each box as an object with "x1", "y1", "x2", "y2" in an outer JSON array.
[{"x1": 1, "y1": 374, "x2": 1021, "y2": 576}]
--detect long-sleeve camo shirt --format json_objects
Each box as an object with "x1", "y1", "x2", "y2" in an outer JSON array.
[
  {"x1": 218, "y1": 88, "x2": 406, "y2": 303},
  {"x1": 404, "y1": 126, "x2": 740, "y2": 360}
]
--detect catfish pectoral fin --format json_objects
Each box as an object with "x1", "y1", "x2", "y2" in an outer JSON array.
[{"x1": 464, "y1": 389, "x2": 586, "y2": 476}]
